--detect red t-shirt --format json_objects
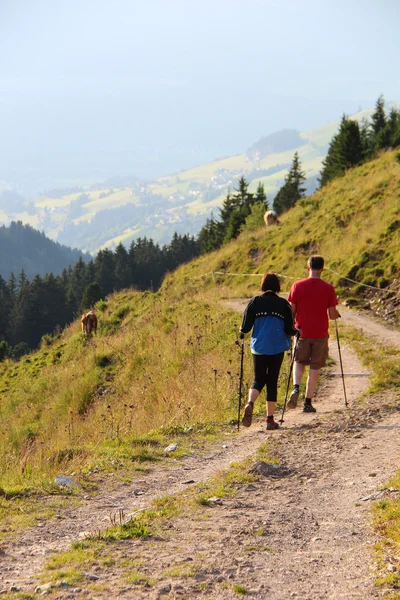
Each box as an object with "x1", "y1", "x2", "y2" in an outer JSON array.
[{"x1": 288, "y1": 277, "x2": 338, "y2": 339}]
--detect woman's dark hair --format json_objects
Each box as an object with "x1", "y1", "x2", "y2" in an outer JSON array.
[{"x1": 261, "y1": 272, "x2": 280, "y2": 293}]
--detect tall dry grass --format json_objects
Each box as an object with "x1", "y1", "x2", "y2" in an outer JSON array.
[{"x1": 0, "y1": 287, "x2": 258, "y2": 491}]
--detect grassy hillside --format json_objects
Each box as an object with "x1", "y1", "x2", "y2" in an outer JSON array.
[
  {"x1": 166, "y1": 149, "x2": 400, "y2": 312},
  {"x1": 0, "y1": 289, "x2": 249, "y2": 497},
  {"x1": 0, "y1": 149, "x2": 398, "y2": 505}
]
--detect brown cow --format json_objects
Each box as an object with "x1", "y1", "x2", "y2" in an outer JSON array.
[
  {"x1": 81, "y1": 311, "x2": 98, "y2": 335},
  {"x1": 264, "y1": 210, "x2": 281, "y2": 227}
]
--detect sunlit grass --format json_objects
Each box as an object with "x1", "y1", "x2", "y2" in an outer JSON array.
[
  {"x1": 0, "y1": 494, "x2": 79, "y2": 541},
  {"x1": 373, "y1": 471, "x2": 400, "y2": 591},
  {"x1": 338, "y1": 325, "x2": 400, "y2": 392},
  {"x1": 195, "y1": 439, "x2": 274, "y2": 506},
  {"x1": 0, "y1": 289, "x2": 248, "y2": 495},
  {"x1": 165, "y1": 150, "x2": 400, "y2": 310}
]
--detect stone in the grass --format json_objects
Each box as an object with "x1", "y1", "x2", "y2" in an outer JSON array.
[
  {"x1": 54, "y1": 475, "x2": 74, "y2": 487},
  {"x1": 165, "y1": 443, "x2": 178, "y2": 454},
  {"x1": 248, "y1": 461, "x2": 281, "y2": 477}
]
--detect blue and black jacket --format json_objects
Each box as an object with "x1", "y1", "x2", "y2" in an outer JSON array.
[{"x1": 240, "y1": 291, "x2": 297, "y2": 355}]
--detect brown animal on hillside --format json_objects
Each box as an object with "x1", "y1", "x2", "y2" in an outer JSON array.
[
  {"x1": 264, "y1": 210, "x2": 281, "y2": 227},
  {"x1": 81, "y1": 311, "x2": 98, "y2": 335}
]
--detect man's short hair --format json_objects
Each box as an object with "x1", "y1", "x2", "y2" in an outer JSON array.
[
  {"x1": 261, "y1": 272, "x2": 281, "y2": 293},
  {"x1": 307, "y1": 255, "x2": 324, "y2": 270}
]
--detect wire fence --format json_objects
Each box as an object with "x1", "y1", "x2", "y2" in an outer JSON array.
[{"x1": 211, "y1": 267, "x2": 387, "y2": 292}]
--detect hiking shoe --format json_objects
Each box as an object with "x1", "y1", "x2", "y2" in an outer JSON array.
[
  {"x1": 266, "y1": 419, "x2": 280, "y2": 431},
  {"x1": 287, "y1": 387, "x2": 299, "y2": 409},
  {"x1": 242, "y1": 402, "x2": 254, "y2": 427},
  {"x1": 303, "y1": 402, "x2": 317, "y2": 413}
]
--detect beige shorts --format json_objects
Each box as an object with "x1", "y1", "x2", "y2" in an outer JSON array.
[{"x1": 295, "y1": 337, "x2": 329, "y2": 370}]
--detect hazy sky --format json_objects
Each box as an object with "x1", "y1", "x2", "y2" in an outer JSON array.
[{"x1": 1, "y1": 0, "x2": 399, "y2": 189}]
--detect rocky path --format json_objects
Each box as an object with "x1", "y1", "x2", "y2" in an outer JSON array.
[{"x1": 0, "y1": 306, "x2": 399, "y2": 599}]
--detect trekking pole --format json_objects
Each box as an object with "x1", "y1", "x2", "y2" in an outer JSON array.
[
  {"x1": 335, "y1": 317, "x2": 348, "y2": 407},
  {"x1": 237, "y1": 333, "x2": 245, "y2": 431},
  {"x1": 279, "y1": 332, "x2": 300, "y2": 424}
]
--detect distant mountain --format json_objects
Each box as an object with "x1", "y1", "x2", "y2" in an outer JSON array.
[
  {"x1": 0, "y1": 221, "x2": 90, "y2": 280},
  {"x1": 246, "y1": 128, "x2": 306, "y2": 160}
]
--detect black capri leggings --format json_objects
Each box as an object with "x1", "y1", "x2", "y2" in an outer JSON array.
[{"x1": 251, "y1": 352, "x2": 284, "y2": 402}]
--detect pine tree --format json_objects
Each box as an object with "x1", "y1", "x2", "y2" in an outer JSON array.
[
  {"x1": 378, "y1": 106, "x2": 400, "y2": 149},
  {"x1": 128, "y1": 240, "x2": 137, "y2": 284},
  {"x1": 68, "y1": 257, "x2": 87, "y2": 314},
  {"x1": 11, "y1": 272, "x2": 33, "y2": 346},
  {"x1": 319, "y1": 116, "x2": 363, "y2": 187},
  {"x1": 114, "y1": 243, "x2": 130, "y2": 289},
  {"x1": 0, "y1": 275, "x2": 13, "y2": 344},
  {"x1": 390, "y1": 109, "x2": 400, "y2": 148},
  {"x1": 224, "y1": 177, "x2": 255, "y2": 241},
  {"x1": 273, "y1": 151, "x2": 306, "y2": 214},
  {"x1": 8, "y1": 273, "x2": 16, "y2": 297},
  {"x1": 44, "y1": 273, "x2": 71, "y2": 331},
  {"x1": 233, "y1": 176, "x2": 254, "y2": 207},
  {"x1": 164, "y1": 233, "x2": 198, "y2": 271},
  {"x1": 371, "y1": 94, "x2": 386, "y2": 137},
  {"x1": 290, "y1": 152, "x2": 306, "y2": 197},
  {"x1": 255, "y1": 182, "x2": 268, "y2": 209},
  {"x1": 387, "y1": 107, "x2": 400, "y2": 144},
  {"x1": 340, "y1": 119, "x2": 363, "y2": 165},
  {"x1": 224, "y1": 209, "x2": 246, "y2": 241},
  {"x1": 219, "y1": 190, "x2": 236, "y2": 230},
  {"x1": 82, "y1": 282, "x2": 104, "y2": 309},
  {"x1": 95, "y1": 249, "x2": 116, "y2": 296},
  {"x1": 85, "y1": 260, "x2": 96, "y2": 284},
  {"x1": 17, "y1": 269, "x2": 28, "y2": 294},
  {"x1": 359, "y1": 118, "x2": 373, "y2": 159},
  {"x1": 133, "y1": 237, "x2": 164, "y2": 289},
  {"x1": 197, "y1": 217, "x2": 222, "y2": 254}
]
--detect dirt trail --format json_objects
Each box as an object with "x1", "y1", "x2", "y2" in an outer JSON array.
[{"x1": 0, "y1": 306, "x2": 399, "y2": 599}]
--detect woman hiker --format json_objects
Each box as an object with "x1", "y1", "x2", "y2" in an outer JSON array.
[{"x1": 240, "y1": 272, "x2": 298, "y2": 430}]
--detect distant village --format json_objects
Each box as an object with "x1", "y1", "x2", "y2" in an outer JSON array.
[{"x1": 0, "y1": 160, "x2": 279, "y2": 253}]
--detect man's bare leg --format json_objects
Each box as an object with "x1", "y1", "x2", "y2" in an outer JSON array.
[
  {"x1": 293, "y1": 362, "x2": 306, "y2": 386},
  {"x1": 305, "y1": 368, "x2": 319, "y2": 400},
  {"x1": 287, "y1": 363, "x2": 305, "y2": 408},
  {"x1": 303, "y1": 368, "x2": 319, "y2": 412}
]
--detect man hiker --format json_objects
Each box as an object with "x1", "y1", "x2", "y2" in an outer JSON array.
[
  {"x1": 287, "y1": 255, "x2": 339, "y2": 413},
  {"x1": 240, "y1": 272, "x2": 298, "y2": 430}
]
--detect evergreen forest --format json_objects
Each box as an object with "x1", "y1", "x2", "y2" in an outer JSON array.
[{"x1": 0, "y1": 221, "x2": 89, "y2": 279}]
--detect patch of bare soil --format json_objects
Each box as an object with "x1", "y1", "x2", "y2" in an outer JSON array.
[{"x1": 0, "y1": 308, "x2": 399, "y2": 599}]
